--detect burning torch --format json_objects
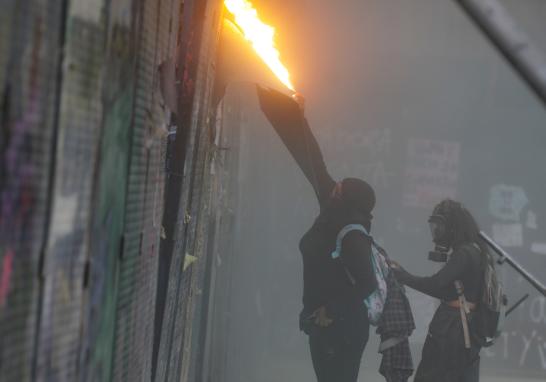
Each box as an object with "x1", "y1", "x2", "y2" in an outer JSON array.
[{"x1": 223, "y1": 0, "x2": 304, "y2": 109}]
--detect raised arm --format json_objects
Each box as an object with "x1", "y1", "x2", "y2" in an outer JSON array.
[{"x1": 257, "y1": 86, "x2": 336, "y2": 209}]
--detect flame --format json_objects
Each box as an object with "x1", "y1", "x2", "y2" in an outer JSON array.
[{"x1": 224, "y1": 0, "x2": 295, "y2": 92}]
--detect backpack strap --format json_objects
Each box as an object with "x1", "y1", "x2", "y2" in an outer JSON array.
[
  {"x1": 454, "y1": 280, "x2": 472, "y2": 349},
  {"x1": 330, "y1": 224, "x2": 371, "y2": 287},
  {"x1": 331, "y1": 224, "x2": 369, "y2": 259},
  {"x1": 453, "y1": 244, "x2": 479, "y2": 349}
]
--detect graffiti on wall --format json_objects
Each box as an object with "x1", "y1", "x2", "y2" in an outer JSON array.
[
  {"x1": 81, "y1": 3, "x2": 138, "y2": 380},
  {"x1": 403, "y1": 138, "x2": 460, "y2": 209},
  {"x1": 0, "y1": 7, "x2": 58, "y2": 380}
]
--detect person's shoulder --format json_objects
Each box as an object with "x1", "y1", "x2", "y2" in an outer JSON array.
[
  {"x1": 454, "y1": 242, "x2": 481, "y2": 262},
  {"x1": 342, "y1": 229, "x2": 373, "y2": 250}
]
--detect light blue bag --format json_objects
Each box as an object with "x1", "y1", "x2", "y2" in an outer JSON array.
[{"x1": 331, "y1": 224, "x2": 389, "y2": 325}]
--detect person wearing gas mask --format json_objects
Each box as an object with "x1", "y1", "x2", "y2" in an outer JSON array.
[{"x1": 389, "y1": 199, "x2": 486, "y2": 382}]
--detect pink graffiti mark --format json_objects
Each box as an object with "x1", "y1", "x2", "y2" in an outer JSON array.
[
  {"x1": 0, "y1": 249, "x2": 14, "y2": 307},
  {"x1": 0, "y1": 17, "x2": 42, "y2": 241}
]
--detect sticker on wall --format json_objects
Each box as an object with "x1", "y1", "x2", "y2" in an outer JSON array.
[
  {"x1": 403, "y1": 138, "x2": 460, "y2": 208},
  {"x1": 489, "y1": 184, "x2": 528, "y2": 222},
  {"x1": 183, "y1": 254, "x2": 198, "y2": 271}
]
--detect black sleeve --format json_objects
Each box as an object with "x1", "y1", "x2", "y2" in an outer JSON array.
[
  {"x1": 340, "y1": 231, "x2": 377, "y2": 301},
  {"x1": 393, "y1": 250, "x2": 467, "y2": 298},
  {"x1": 256, "y1": 86, "x2": 336, "y2": 209}
]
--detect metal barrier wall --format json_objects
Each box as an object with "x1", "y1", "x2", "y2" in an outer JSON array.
[
  {"x1": 0, "y1": 0, "x2": 224, "y2": 381},
  {"x1": 0, "y1": 1, "x2": 65, "y2": 380}
]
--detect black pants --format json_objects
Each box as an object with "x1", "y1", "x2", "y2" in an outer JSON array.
[
  {"x1": 414, "y1": 304, "x2": 481, "y2": 382},
  {"x1": 308, "y1": 313, "x2": 369, "y2": 382}
]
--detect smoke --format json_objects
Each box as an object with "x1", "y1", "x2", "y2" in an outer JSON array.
[{"x1": 212, "y1": 1, "x2": 546, "y2": 381}]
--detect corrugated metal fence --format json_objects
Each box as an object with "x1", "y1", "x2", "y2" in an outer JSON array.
[{"x1": 0, "y1": 0, "x2": 224, "y2": 381}]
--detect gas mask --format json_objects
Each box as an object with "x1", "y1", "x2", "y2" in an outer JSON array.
[{"x1": 428, "y1": 214, "x2": 451, "y2": 262}]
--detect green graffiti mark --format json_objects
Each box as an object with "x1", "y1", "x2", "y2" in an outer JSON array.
[{"x1": 86, "y1": 83, "x2": 134, "y2": 382}]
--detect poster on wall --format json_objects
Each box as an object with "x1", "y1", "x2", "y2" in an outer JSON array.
[
  {"x1": 403, "y1": 138, "x2": 460, "y2": 209},
  {"x1": 482, "y1": 183, "x2": 546, "y2": 376}
]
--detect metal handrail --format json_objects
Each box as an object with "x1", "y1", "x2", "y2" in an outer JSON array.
[{"x1": 479, "y1": 231, "x2": 546, "y2": 297}]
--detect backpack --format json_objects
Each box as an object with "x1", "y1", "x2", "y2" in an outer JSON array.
[
  {"x1": 468, "y1": 243, "x2": 507, "y2": 347},
  {"x1": 331, "y1": 224, "x2": 389, "y2": 326}
]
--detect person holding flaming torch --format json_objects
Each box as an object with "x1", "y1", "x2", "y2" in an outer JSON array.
[{"x1": 224, "y1": 1, "x2": 414, "y2": 381}]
